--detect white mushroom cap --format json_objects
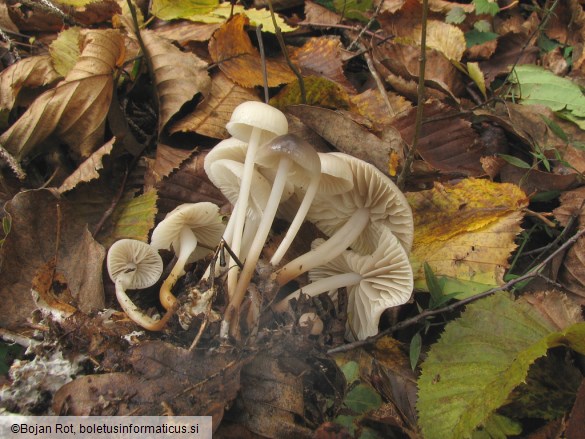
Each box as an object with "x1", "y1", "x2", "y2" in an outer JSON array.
[
  {"x1": 308, "y1": 152, "x2": 414, "y2": 253},
  {"x1": 150, "y1": 202, "x2": 225, "y2": 263},
  {"x1": 204, "y1": 137, "x2": 247, "y2": 177},
  {"x1": 314, "y1": 152, "x2": 354, "y2": 195},
  {"x1": 107, "y1": 239, "x2": 163, "y2": 290},
  {"x1": 226, "y1": 101, "x2": 288, "y2": 145},
  {"x1": 308, "y1": 226, "x2": 413, "y2": 340}
]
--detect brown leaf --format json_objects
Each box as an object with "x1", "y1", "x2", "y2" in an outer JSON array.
[
  {"x1": 31, "y1": 257, "x2": 78, "y2": 318},
  {"x1": 170, "y1": 72, "x2": 261, "y2": 138},
  {"x1": 58, "y1": 138, "x2": 115, "y2": 194},
  {"x1": 208, "y1": 14, "x2": 295, "y2": 88},
  {"x1": 141, "y1": 29, "x2": 211, "y2": 133},
  {"x1": 291, "y1": 37, "x2": 356, "y2": 93},
  {"x1": 151, "y1": 21, "x2": 221, "y2": 45},
  {"x1": 350, "y1": 88, "x2": 412, "y2": 130},
  {"x1": 566, "y1": 379, "x2": 585, "y2": 439},
  {"x1": 303, "y1": 0, "x2": 341, "y2": 26},
  {"x1": 0, "y1": 55, "x2": 61, "y2": 112},
  {"x1": 558, "y1": 234, "x2": 585, "y2": 305},
  {"x1": 0, "y1": 29, "x2": 125, "y2": 160},
  {"x1": 287, "y1": 104, "x2": 403, "y2": 176},
  {"x1": 0, "y1": 189, "x2": 105, "y2": 330},
  {"x1": 521, "y1": 290, "x2": 583, "y2": 331},
  {"x1": 554, "y1": 186, "x2": 585, "y2": 228},
  {"x1": 392, "y1": 100, "x2": 485, "y2": 176},
  {"x1": 144, "y1": 143, "x2": 196, "y2": 189}
]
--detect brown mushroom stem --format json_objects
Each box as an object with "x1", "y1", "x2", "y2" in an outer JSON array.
[
  {"x1": 115, "y1": 276, "x2": 175, "y2": 331},
  {"x1": 275, "y1": 207, "x2": 370, "y2": 286},
  {"x1": 273, "y1": 272, "x2": 362, "y2": 312},
  {"x1": 222, "y1": 158, "x2": 292, "y2": 337},
  {"x1": 270, "y1": 172, "x2": 321, "y2": 266},
  {"x1": 159, "y1": 226, "x2": 198, "y2": 310}
]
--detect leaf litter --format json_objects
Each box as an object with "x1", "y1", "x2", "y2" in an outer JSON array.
[{"x1": 0, "y1": 0, "x2": 585, "y2": 437}]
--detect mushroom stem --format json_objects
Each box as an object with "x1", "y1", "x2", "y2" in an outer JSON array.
[
  {"x1": 275, "y1": 207, "x2": 370, "y2": 286},
  {"x1": 270, "y1": 172, "x2": 321, "y2": 266},
  {"x1": 273, "y1": 271, "x2": 362, "y2": 312},
  {"x1": 225, "y1": 158, "x2": 292, "y2": 328},
  {"x1": 160, "y1": 226, "x2": 198, "y2": 310},
  {"x1": 116, "y1": 275, "x2": 175, "y2": 331},
  {"x1": 227, "y1": 126, "x2": 263, "y2": 298}
]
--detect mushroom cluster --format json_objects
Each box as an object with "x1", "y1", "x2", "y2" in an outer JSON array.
[
  {"x1": 105, "y1": 101, "x2": 414, "y2": 341},
  {"x1": 204, "y1": 102, "x2": 414, "y2": 340}
]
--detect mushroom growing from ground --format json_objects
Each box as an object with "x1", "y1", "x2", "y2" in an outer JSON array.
[
  {"x1": 275, "y1": 226, "x2": 413, "y2": 340},
  {"x1": 274, "y1": 152, "x2": 414, "y2": 287},
  {"x1": 107, "y1": 239, "x2": 174, "y2": 331},
  {"x1": 150, "y1": 202, "x2": 225, "y2": 311},
  {"x1": 223, "y1": 102, "x2": 288, "y2": 298}
]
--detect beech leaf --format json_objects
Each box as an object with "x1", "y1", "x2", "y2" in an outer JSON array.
[
  {"x1": 49, "y1": 27, "x2": 82, "y2": 77},
  {"x1": 150, "y1": 0, "x2": 219, "y2": 21},
  {"x1": 141, "y1": 30, "x2": 211, "y2": 133},
  {"x1": 407, "y1": 179, "x2": 528, "y2": 297},
  {"x1": 188, "y1": 4, "x2": 296, "y2": 33},
  {"x1": 417, "y1": 292, "x2": 585, "y2": 439},
  {"x1": 0, "y1": 29, "x2": 125, "y2": 160},
  {"x1": 208, "y1": 14, "x2": 295, "y2": 88}
]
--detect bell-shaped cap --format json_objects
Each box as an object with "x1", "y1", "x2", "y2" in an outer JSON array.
[
  {"x1": 226, "y1": 101, "x2": 288, "y2": 144},
  {"x1": 107, "y1": 239, "x2": 163, "y2": 289},
  {"x1": 150, "y1": 202, "x2": 225, "y2": 263}
]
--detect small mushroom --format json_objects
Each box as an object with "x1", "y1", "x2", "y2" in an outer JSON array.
[
  {"x1": 150, "y1": 202, "x2": 225, "y2": 311},
  {"x1": 224, "y1": 102, "x2": 288, "y2": 297},
  {"x1": 274, "y1": 152, "x2": 413, "y2": 286},
  {"x1": 107, "y1": 239, "x2": 173, "y2": 330},
  {"x1": 299, "y1": 312, "x2": 324, "y2": 336},
  {"x1": 275, "y1": 226, "x2": 413, "y2": 340}
]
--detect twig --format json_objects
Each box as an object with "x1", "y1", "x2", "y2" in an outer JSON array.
[
  {"x1": 347, "y1": 0, "x2": 384, "y2": 51},
  {"x1": 327, "y1": 226, "x2": 585, "y2": 355},
  {"x1": 266, "y1": 0, "x2": 306, "y2": 104},
  {"x1": 396, "y1": 0, "x2": 429, "y2": 190},
  {"x1": 363, "y1": 50, "x2": 395, "y2": 118},
  {"x1": 21, "y1": 0, "x2": 81, "y2": 27},
  {"x1": 0, "y1": 143, "x2": 26, "y2": 180},
  {"x1": 255, "y1": 25, "x2": 270, "y2": 104},
  {"x1": 0, "y1": 27, "x2": 20, "y2": 61},
  {"x1": 298, "y1": 22, "x2": 391, "y2": 43},
  {"x1": 220, "y1": 239, "x2": 244, "y2": 270}
]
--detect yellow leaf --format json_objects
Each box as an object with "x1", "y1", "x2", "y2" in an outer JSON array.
[
  {"x1": 467, "y1": 62, "x2": 487, "y2": 99},
  {"x1": 407, "y1": 179, "x2": 528, "y2": 297},
  {"x1": 269, "y1": 76, "x2": 350, "y2": 110},
  {"x1": 49, "y1": 27, "x2": 82, "y2": 77},
  {"x1": 150, "y1": 0, "x2": 219, "y2": 21},
  {"x1": 414, "y1": 20, "x2": 466, "y2": 61},
  {"x1": 189, "y1": 4, "x2": 296, "y2": 33}
]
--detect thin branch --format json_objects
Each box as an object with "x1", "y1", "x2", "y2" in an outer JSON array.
[
  {"x1": 267, "y1": 0, "x2": 306, "y2": 103},
  {"x1": 327, "y1": 226, "x2": 585, "y2": 355},
  {"x1": 347, "y1": 0, "x2": 384, "y2": 51},
  {"x1": 396, "y1": 0, "x2": 429, "y2": 189},
  {"x1": 364, "y1": 50, "x2": 396, "y2": 118},
  {"x1": 297, "y1": 22, "x2": 391, "y2": 43}
]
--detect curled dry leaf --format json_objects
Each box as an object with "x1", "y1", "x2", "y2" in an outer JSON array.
[
  {"x1": 287, "y1": 104, "x2": 404, "y2": 176},
  {"x1": 0, "y1": 29, "x2": 125, "y2": 161},
  {"x1": 0, "y1": 189, "x2": 105, "y2": 329},
  {"x1": 58, "y1": 138, "x2": 115, "y2": 194},
  {"x1": 141, "y1": 29, "x2": 211, "y2": 133},
  {"x1": 392, "y1": 100, "x2": 485, "y2": 177},
  {"x1": 558, "y1": 235, "x2": 585, "y2": 305},
  {"x1": 407, "y1": 178, "x2": 528, "y2": 297},
  {"x1": 208, "y1": 14, "x2": 295, "y2": 88},
  {"x1": 170, "y1": 72, "x2": 260, "y2": 139},
  {"x1": 521, "y1": 290, "x2": 583, "y2": 331},
  {"x1": 0, "y1": 55, "x2": 61, "y2": 112},
  {"x1": 554, "y1": 186, "x2": 585, "y2": 228}
]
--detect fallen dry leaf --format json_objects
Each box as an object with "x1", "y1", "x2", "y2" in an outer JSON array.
[
  {"x1": 291, "y1": 37, "x2": 356, "y2": 93},
  {"x1": 144, "y1": 143, "x2": 196, "y2": 189},
  {"x1": 0, "y1": 29, "x2": 125, "y2": 160},
  {"x1": 270, "y1": 76, "x2": 351, "y2": 111},
  {"x1": 392, "y1": 100, "x2": 485, "y2": 177},
  {"x1": 558, "y1": 235, "x2": 585, "y2": 305},
  {"x1": 170, "y1": 72, "x2": 260, "y2": 138},
  {"x1": 521, "y1": 290, "x2": 583, "y2": 331},
  {"x1": 350, "y1": 88, "x2": 412, "y2": 129},
  {"x1": 152, "y1": 21, "x2": 221, "y2": 45},
  {"x1": 0, "y1": 55, "x2": 61, "y2": 112},
  {"x1": 58, "y1": 138, "x2": 115, "y2": 194},
  {"x1": 287, "y1": 104, "x2": 404, "y2": 176},
  {"x1": 0, "y1": 189, "x2": 105, "y2": 329},
  {"x1": 31, "y1": 257, "x2": 78, "y2": 319},
  {"x1": 141, "y1": 29, "x2": 211, "y2": 133},
  {"x1": 407, "y1": 178, "x2": 528, "y2": 297},
  {"x1": 208, "y1": 14, "x2": 295, "y2": 88}
]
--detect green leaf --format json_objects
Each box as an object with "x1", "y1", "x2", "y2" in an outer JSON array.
[
  {"x1": 269, "y1": 76, "x2": 350, "y2": 110},
  {"x1": 530, "y1": 190, "x2": 560, "y2": 202},
  {"x1": 473, "y1": 19, "x2": 492, "y2": 33},
  {"x1": 345, "y1": 384, "x2": 383, "y2": 414},
  {"x1": 540, "y1": 115, "x2": 569, "y2": 142},
  {"x1": 49, "y1": 27, "x2": 81, "y2": 77},
  {"x1": 473, "y1": 0, "x2": 500, "y2": 16},
  {"x1": 471, "y1": 414, "x2": 522, "y2": 439},
  {"x1": 333, "y1": 0, "x2": 373, "y2": 22},
  {"x1": 150, "y1": 0, "x2": 219, "y2": 21},
  {"x1": 467, "y1": 62, "x2": 487, "y2": 99},
  {"x1": 417, "y1": 292, "x2": 585, "y2": 439},
  {"x1": 465, "y1": 29, "x2": 498, "y2": 48},
  {"x1": 409, "y1": 332, "x2": 422, "y2": 370},
  {"x1": 498, "y1": 154, "x2": 532, "y2": 169},
  {"x1": 341, "y1": 360, "x2": 360, "y2": 385},
  {"x1": 424, "y1": 262, "x2": 444, "y2": 306},
  {"x1": 510, "y1": 65, "x2": 585, "y2": 118},
  {"x1": 446, "y1": 7, "x2": 466, "y2": 24}
]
